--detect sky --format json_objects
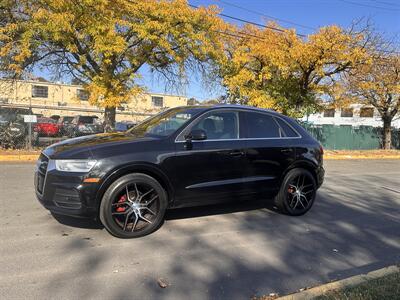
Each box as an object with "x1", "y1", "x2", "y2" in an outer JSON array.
[{"x1": 36, "y1": 0, "x2": 400, "y2": 101}]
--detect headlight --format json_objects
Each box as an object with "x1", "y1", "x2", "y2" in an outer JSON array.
[{"x1": 55, "y1": 160, "x2": 97, "y2": 172}]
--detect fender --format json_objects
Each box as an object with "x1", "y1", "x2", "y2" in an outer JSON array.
[
  {"x1": 282, "y1": 159, "x2": 319, "y2": 184},
  {"x1": 95, "y1": 162, "x2": 175, "y2": 209}
]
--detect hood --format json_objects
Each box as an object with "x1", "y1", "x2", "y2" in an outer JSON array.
[{"x1": 43, "y1": 132, "x2": 157, "y2": 159}]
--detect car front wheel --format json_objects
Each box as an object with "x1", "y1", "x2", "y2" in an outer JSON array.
[
  {"x1": 275, "y1": 168, "x2": 317, "y2": 216},
  {"x1": 100, "y1": 173, "x2": 167, "y2": 238}
]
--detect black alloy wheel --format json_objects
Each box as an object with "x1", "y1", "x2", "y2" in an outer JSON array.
[
  {"x1": 275, "y1": 168, "x2": 316, "y2": 216},
  {"x1": 100, "y1": 173, "x2": 167, "y2": 238}
]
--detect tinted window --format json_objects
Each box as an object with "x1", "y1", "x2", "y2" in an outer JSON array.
[
  {"x1": 275, "y1": 117, "x2": 299, "y2": 137},
  {"x1": 192, "y1": 111, "x2": 239, "y2": 140},
  {"x1": 245, "y1": 112, "x2": 280, "y2": 138}
]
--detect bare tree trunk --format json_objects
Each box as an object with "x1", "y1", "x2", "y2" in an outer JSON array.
[
  {"x1": 104, "y1": 106, "x2": 116, "y2": 132},
  {"x1": 382, "y1": 117, "x2": 392, "y2": 150}
]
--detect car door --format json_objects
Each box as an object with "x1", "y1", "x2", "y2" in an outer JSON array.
[
  {"x1": 242, "y1": 111, "x2": 298, "y2": 195},
  {"x1": 167, "y1": 109, "x2": 249, "y2": 206}
]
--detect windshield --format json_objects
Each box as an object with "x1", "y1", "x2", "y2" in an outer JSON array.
[
  {"x1": 127, "y1": 107, "x2": 203, "y2": 138},
  {"x1": 63, "y1": 117, "x2": 74, "y2": 123}
]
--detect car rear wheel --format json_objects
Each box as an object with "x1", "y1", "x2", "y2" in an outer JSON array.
[
  {"x1": 100, "y1": 173, "x2": 167, "y2": 238},
  {"x1": 275, "y1": 168, "x2": 316, "y2": 216}
]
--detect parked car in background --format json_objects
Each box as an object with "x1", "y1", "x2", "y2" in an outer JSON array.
[
  {"x1": 115, "y1": 121, "x2": 136, "y2": 132},
  {"x1": 0, "y1": 106, "x2": 38, "y2": 148},
  {"x1": 68, "y1": 115, "x2": 104, "y2": 137},
  {"x1": 50, "y1": 115, "x2": 60, "y2": 122},
  {"x1": 35, "y1": 105, "x2": 324, "y2": 238},
  {"x1": 57, "y1": 116, "x2": 74, "y2": 136},
  {"x1": 34, "y1": 117, "x2": 59, "y2": 137}
]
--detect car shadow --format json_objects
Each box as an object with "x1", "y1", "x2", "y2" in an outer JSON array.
[{"x1": 51, "y1": 212, "x2": 104, "y2": 229}]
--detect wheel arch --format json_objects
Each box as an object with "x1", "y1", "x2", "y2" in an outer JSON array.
[
  {"x1": 282, "y1": 160, "x2": 319, "y2": 185},
  {"x1": 95, "y1": 163, "x2": 174, "y2": 214}
]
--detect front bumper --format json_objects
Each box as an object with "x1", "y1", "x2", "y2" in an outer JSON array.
[
  {"x1": 34, "y1": 159, "x2": 100, "y2": 218},
  {"x1": 316, "y1": 165, "x2": 325, "y2": 188}
]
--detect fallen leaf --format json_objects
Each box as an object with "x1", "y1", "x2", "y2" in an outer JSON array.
[{"x1": 158, "y1": 278, "x2": 169, "y2": 288}]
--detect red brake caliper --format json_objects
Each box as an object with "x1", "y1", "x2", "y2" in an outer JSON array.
[{"x1": 116, "y1": 195, "x2": 127, "y2": 212}]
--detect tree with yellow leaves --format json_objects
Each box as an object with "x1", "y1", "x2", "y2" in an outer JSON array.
[
  {"x1": 220, "y1": 23, "x2": 369, "y2": 117},
  {"x1": 0, "y1": 0, "x2": 225, "y2": 128},
  {"x1": 342, "y1": 54, "x2": 399, "y2": 149}
]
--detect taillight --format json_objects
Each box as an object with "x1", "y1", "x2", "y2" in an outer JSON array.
[{"x1": 319, "y1": 144, "x2": 324, "y2": 155}]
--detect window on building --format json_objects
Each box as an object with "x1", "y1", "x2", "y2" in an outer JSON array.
[
  {"x1": 32, "y1": 85, "x2": 48, "y2": 98},
  {"x1": 323, "y1": 109, "x2": 335, "y2": 118},
  {"x1": 360, "y1": 107, "x2": 374, "y2": 118},
  {"x1": 77, "y1": 89, "x2": 89, "y2": 101},
  {"x1": 152, "y1": 96, "x2": 164, "y2": 107},
  {"x1": 341, "y1": 108, "x2": 353, "y2": 118}
]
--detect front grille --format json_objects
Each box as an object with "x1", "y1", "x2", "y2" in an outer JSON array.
[{"x1": 36, "y1": 153, "x2": 49, "y2": 194}]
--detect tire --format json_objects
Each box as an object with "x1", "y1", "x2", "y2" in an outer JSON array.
[
  {"x1": 274, "y1": 168, "x2": 316, "y2": 216},
  {"x1": 100, "y1": 173, "x2": 167, "y2": 238}
]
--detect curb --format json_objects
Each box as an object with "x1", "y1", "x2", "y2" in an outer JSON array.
[
  {"x1": 0, "y1": 155, "x2": 39, "y2": 162},
  {"x1": 277, "y1": 265, "x2": 400, "y2": 300},
  {"x1": 324, "y1": 155, "x2": 400, "y2": 160}
]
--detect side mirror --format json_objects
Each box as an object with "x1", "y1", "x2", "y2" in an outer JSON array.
[{"x1": 185, "y1": 129, "x2": 207, "y2": 141}]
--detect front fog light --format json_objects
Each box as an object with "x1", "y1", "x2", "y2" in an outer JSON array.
[{"x1": 55, "y1": 160, "x2": 97, "y2": 172}]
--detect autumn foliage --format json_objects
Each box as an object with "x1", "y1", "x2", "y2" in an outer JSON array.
[
  {"x1": 0, "y1": 0, "x2": 225, "y2": 126},
  {"x1": 220, "y1": 23, "x2": 370, "y2": 117}
]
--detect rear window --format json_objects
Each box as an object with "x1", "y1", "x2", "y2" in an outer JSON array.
[
  {"x1": 275, "y1": 117, "x2": 299, "y2": 137},
  {"x1": 245, "y1": 112, "x2": 280, "y2": 138},
  {"x1": 79, "y1": 116, "x2": 97, "y2": 124}
]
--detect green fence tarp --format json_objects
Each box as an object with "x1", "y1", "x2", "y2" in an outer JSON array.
[{"x1": 302, "y1": 124, "x2": 400, "y2": 150}]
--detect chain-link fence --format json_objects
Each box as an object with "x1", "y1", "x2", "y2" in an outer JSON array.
[
  {"x1": 2, "y1": 104, "x2": 399, "y2": 151},
  {"x1": 0, "y1": 104, "x2": 153, "y2": 150}
]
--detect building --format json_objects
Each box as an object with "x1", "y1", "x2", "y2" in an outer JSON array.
[
  {"x1": 302, "y1": 104, "x2": 400, "y2": 129},
  {"x1": 0, "y1": 79, "x2": 188, "y2": 122}
]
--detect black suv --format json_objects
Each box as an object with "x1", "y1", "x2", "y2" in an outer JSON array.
[{"x1": 35, "y1": 105, "x2": 324, "y2": 238}]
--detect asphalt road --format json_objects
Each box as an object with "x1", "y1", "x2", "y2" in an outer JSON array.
[{"x1": 1, "y1": 160, "x2": 399, "y2": 300}]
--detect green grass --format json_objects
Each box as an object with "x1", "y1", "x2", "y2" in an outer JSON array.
[{"x1": 315, "y1": 271, "x2": 400, "y2": 300}]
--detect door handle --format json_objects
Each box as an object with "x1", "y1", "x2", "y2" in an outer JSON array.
[
  {"x1": 281, "y1": 148, "x2": 293, "y2": 154},
  {"x1": 229, "y1": 150, "x2": 245, "y2": 157}
]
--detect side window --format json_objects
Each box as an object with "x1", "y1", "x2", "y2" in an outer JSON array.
[
  {"x1": 192, "y1": 111, "x2": 239, "y2": 140},
  {"x1": 275, "y1": 117, "x2": 299, "y2": 138},
  {"x1": 245, "y1": 112, "x2": 280, "y2": 138}
]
